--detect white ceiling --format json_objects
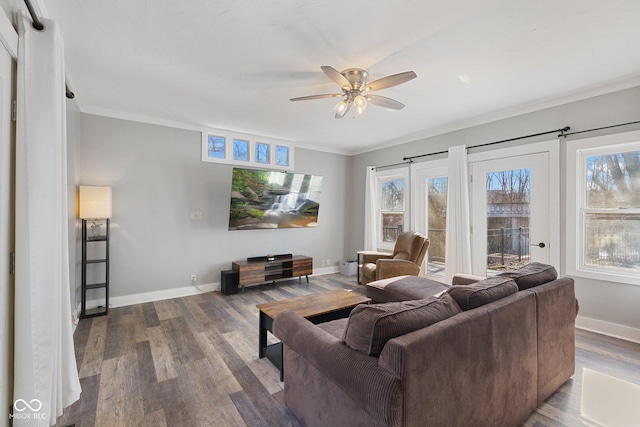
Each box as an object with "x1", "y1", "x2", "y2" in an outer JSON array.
[{"x1": 5, "y1": 0, "x2": 640, "y2": 154}]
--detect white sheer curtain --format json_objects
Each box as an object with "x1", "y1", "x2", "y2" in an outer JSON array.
[
  {"x1": 363, "y1": 166, "x2": 377, "y2": 250},
  {"x1": 445, "y1": 145, "x2": 472, "y2": 283},
  {"x1": 14, "y1": 12, "x2": 81, "y2": 426}
]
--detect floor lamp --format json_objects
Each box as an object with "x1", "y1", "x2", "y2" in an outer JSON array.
[{"x1": 78, "y1": 186, "x2": 112, "y2": 318}]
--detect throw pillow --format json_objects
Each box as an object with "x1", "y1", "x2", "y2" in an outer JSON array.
[
  {"x1": 342, "y1": 294, "x2": 461, "y2": 357},
  {"x1": 446, "y1": 277, "x2": 518, "y2": 310},
  {"x1": 497, "y1": 262, "x2": 558, "y2": 290}
]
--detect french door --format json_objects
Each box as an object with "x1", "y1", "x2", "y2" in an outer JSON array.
[{"x1": 470, "y1": 146, "x2": 558, "y2": 276}]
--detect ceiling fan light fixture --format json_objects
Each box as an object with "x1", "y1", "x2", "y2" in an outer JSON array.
[
  {"x1": 334, "y1": 99, "x2": 349, "y2": 114},
  {"x1": 353, "y1": 94, "x2": 368, "y2": 111},
  {"x1": 292, "y1": 66, "x2": 416, "y2": 119}
]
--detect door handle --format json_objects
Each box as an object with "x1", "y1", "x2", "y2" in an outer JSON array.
[{"x1": 530, "y1": 242, "x2": 546, "y2": 248}]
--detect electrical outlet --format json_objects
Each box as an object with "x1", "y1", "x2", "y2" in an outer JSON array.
[
  {"x1": 321, "y1": 259, "x2": 326, "y2": 266},
  {"x1": 326, "y1": 258, "x2": 331, "y2": 265},
  {"x1": 190, "y1": 274, "x2": 197, "y2": 283},
  {"x1": 190, "y1": 211, "x2": 203, "y2": 220}
]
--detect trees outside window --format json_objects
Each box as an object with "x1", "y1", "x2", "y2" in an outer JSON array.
[
  {"x1": 584, "y1": 150, "x2": 640, "y2": 271},
  {"x1": 566, "y1": 132, "x2": 640, "y2": 285}
]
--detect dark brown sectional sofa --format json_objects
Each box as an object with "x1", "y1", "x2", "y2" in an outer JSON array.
[{"x1": 273, "y1": 263, "x2": 576, "y2": 427}]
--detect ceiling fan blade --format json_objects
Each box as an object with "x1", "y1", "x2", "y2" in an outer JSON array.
[
  {"x1": 321, "y1": 66, "x2": 353, "y2": 90},
  {"x1": 363, "y1": 71, "x2": 417, "y2": 92},
  {"x1": 367, "y1": 95, "x2": 405, "y2": 110},
  {"x1": 335, "y1": 101, "x2": 352, "y2": 119},
  {"x1": 290, "y1": 94, "x2": 343, "y2": 101}
]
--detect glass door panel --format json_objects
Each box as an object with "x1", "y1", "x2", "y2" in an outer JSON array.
[
  {"x1": 412, "y1": 162, "x2": 448, "y2": 279},
  {"x1": 426, "y1": 177, "x2": 447, "y2": 276},
  {"x1": 472, "y1": 152, "x2": 550, "y2": 276},
  {"x1": 485, "y1": 169, "x2": 531, "y2": 272}
]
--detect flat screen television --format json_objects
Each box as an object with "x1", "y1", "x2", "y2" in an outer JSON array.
[{"x1": 229, "y1": 168, "x2": 323, "y2": 230}]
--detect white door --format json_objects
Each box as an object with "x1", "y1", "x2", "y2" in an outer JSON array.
[
  {"x1": 0, "y1": 42, "x2": 16, "y2": 421},
  {"x1": 471, "y1": 148, "x2": 556, "y2": 276}
]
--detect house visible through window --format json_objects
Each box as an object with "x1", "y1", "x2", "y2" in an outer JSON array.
[{"x1": 485, "y1": 168, "x2": 531, "y2": 272}]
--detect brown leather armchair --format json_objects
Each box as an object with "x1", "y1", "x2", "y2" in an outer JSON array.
[{"x1": 360, "y1": 231, "x2": 429, "y2": 285}]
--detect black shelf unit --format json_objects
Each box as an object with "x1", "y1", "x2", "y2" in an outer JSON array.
[{"x1": 81, "y1": 219, "x2": 109, "y2": 318}]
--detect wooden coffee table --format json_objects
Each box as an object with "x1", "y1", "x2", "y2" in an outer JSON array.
[{"x1": 256, "y1": 289, "x2": 371, "y2": 381}]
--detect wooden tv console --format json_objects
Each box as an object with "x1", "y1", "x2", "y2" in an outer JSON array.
[{"x1": 232, "y1": 255, "x2": 312, "y2": 290}]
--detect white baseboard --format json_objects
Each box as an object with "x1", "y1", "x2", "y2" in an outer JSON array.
[
  {"x1": 87, "y1": 282, "x2": 220, "y2": 309},
  {"x1": 576, "y1": 315, "x2": 640, "y2": 344},
  {"x1": 87, "y1": 268, "x2": 342, "y2": 309},
  {"x1": 313, "y1": 266, "x2": 340, "y2": 275}
]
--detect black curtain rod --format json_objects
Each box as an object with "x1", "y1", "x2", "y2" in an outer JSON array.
[
  {"x1": 401, "y1": 126, "x2": 570, "y2": 162},
  {"x1": 374, "y1": 125, "x2": 570, "y2": 170},
  {"x1": 562, "y1": 120, "x2": 640, "y2": 137},
  {"x1": 373, "y1": 160, "x2": 412, "y2": 171},
  {"x1": 65, "y1": 84, "x2": 75, "y2": 99},
  {"x1": 23, "y1": 0, "x2": 76, "y2": 99},
  {"x1": 23, "y1": 0, "x2": 44, "y2": 30}
]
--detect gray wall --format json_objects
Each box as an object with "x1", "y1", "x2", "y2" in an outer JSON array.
[
  {"x1": 79, "y1": 114, "x2": 349, "y2": 299},
  {"x1": 348, "y1": 85, "x2": 640, "y2": 330}
]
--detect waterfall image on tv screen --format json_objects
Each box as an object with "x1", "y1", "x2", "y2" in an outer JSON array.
[{"x1": 229, "y1": 168, "x2": 323, "y2": 230}]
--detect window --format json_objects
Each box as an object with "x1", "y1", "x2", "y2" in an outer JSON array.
[
  {"x1": 233, "y1": 139, "x2": 249, "y2": 161},
  {"x1": 201, "y1": 131, "x2": 294, "y2": 170},
  {"x1": 381, "y1": 179, "x2": 405, "y2": 242},
  {"x1": 376, "y1": 168, "x2": 409, "y2": 250},
  {"x1": 567, "y1": 131, "x2": 640, "y2": 285},
  {"x1": 255, "y1": 142, "x2": 269, "y2": 164},
  {"x1": 275, "y1": 145, "x2": 289, "y2": 167},
  {"x1": 207, "y1": 135, "x2": 225, "y2": 159}
]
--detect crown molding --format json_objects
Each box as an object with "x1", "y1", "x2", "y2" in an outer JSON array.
[
  {"x1": 81, "y1": 105, "x2": 352, "y2": 156},
  {"x1": 352, "y1": 74, "x2": 640, "y2": 156},
  {"x1": 79, "y1": 73, "x2": 640, "y2": 159}
]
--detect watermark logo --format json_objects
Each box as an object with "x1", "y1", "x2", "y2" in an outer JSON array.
[{"x1": 9, "y1": 398, "x2": 47, "y2": 421}]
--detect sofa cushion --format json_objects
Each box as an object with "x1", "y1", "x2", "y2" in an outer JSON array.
[
  {"x1": 366, "y1": 275, "x2": 449, "y2": 303},
  {"x1": 447, "y1": 277, "x2": 518, "y2": 310},
  {"x1": 342, "y1": 294, "x2": 461, "y2": 356},
  {"x1": 497, "y1": 262, "x2": 558, "y2": 290},
  {"x1": 393, "y1": 252, "x2": 409, "y2": 260},
  {"x1": 318, "y1": 318, "x2": 349, "y2": 339}
]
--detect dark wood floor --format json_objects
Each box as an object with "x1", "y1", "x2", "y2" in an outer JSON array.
[{"x1": 55, "y1": 274, "x2": 640, "y2": 427}]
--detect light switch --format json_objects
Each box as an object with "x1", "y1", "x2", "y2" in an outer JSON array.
[{"x1": 191, "y1": 211, "x2": 203, "y2": 220}]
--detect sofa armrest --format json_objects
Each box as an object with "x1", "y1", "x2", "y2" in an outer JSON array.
[
  {"x1": 376, "y1": 258, "x2": 421, "y2": 280},
  {"x1": 362, "y1": 251, "x2": 393, "y2": 264},
  {"x1": 523, "y1": 277, "x2": 576, "y2": 405},
  {"x1": 273, "y1": 311, "x2": 402, "y2": 426},
  {"x1": 451, "y1": 273, "x2": 486, "y2": 286}
]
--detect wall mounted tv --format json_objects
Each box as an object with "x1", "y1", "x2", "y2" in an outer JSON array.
[{"x1": 229, "y1": 168, "x2": 323, "y2": 230}]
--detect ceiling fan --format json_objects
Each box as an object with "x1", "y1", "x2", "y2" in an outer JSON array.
[{"x1": 290, "y1": 66, "x2": 417, "y2": 119}]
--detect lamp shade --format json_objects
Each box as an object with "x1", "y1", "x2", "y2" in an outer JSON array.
[{"x1": 79, "y1": 186, "x2": 112, "y2": 219}]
